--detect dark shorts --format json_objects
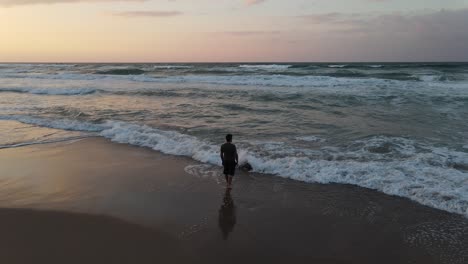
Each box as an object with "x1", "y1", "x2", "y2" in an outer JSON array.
[{"x1": 223, "y1": 161, "x2": 237, "y2": 176}]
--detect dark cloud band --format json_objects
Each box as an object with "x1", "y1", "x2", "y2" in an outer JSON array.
[
  {"x1": 0, "y1": 0, "x2": 146, "y2": 7},
  {"x1": 113, "y1": 10, "x2": 182, "y2": 17}
]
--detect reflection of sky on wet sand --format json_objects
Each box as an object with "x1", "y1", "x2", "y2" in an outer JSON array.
[{"x1": 0, "y1": 120, "x2": 84, "y2": 148}]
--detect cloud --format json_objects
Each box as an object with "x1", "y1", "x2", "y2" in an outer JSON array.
[
  {"x1": 299, "y1": 9, "x2": 468, "y2": 35},
  {"x1": 1, "y1": 0, "x2": 267, "y2": 8},
  {"x1": 298, "y1": 12, "x2": 368, "y2": 25},
  {"x1": 113, "y1": 10, "x2": 182, "y2": 17},
  {"x1": 214, "y1": 30, "x2": 280, "y2": 36},
  {"x1": 0, "y1": 0, "x2": 146, "y2": 6},
  {"x1": 245, "y1": 0, "x2": 266, "y2": 6},
  {"x1": 357, "y1": 9, "x2": 468, "y2": 37},
  {"x1": 294, "y1": 9, "x2": 468, "y2": 61}
]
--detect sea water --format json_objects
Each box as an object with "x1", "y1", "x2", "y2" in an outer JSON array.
[{"x1": 0, "y1": 62, "x2": 467, "y2": 217}]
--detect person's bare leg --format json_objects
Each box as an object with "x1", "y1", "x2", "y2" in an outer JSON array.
[{"x1": 227, "y1": 175, "x2": 233, "y2": 188}]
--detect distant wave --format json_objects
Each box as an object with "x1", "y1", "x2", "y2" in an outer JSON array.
[
  {"x1": 0, "y1": 87, "x2": 98, "y2": 95},
  {"x1": 328, "y1": 64, "x2": 347, "y2": 68},
  {"x1": 0, "y1": 73, "x2": 105, "y2": 81},
  {"x1": 151, "y1": 74, "x2": 397, "y2": 87},
  {"x1": 418, "y1": 74, "x2": 465, "y2": 82},
  {"x1": 153, "y1": 74, "x2": 426, "y2": 87},
  {"x1": 2, "y1": 115, "x2": 468, "y2": 218},
  {"x1": 287, "y1": 64, "x2": 312, "y2": 68},
  {"x1": 1, "y1": 68, "x2": 467, "y2": 91},
  {"x1": 2, "y1": 63, "x2": 468, "y2": 77},
  {"x1": 239, "y1": 64, "x2": 292, "y2": 70},
  {"x1": 296, "y1": 136, "x2": 325, "y2": 143},
  {"x1": 95, "y1": 68, "x2": 146, "y2": 75},
  {"x1": 152, "y1": 65, "x2": 193, "y2": 69},
  {"x1": 1, "y1": 75, "x2": 466, "y2": 100},
  {"x1": 0, "y1": 78, "x2": 468, "y2": 101}
]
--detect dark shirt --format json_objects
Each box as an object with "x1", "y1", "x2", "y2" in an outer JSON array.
[{"x1": 221, "y1": 143, "x2": 237, "y2": 162}]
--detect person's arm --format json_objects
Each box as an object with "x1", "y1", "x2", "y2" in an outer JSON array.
[
  {"x1": 220, "y1": 146, "x2": 224, "y2": 164},
  {"x1": 235, "y1": 146, "x2": 239, "y2": 165}
]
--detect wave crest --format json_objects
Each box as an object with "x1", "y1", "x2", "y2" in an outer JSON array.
[
  {"x1": 95, "y1": 68, "x2": 146, "y2": 75},
  {"x1": 239, "y1": 64, "x2": 292, "y2": 70}
]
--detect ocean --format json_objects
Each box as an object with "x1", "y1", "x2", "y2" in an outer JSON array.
[{"x1": 0, "y1": 62, "x2": 467, "y2": 217}]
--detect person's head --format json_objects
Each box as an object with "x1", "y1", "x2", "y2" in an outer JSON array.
[{"x1": 226, "y1": 134, "x2": 233, "y2": 143}]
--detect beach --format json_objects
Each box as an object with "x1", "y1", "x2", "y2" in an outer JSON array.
[
  {"x1": 1, "y1": 0, "x2": 468, "y2": 261},
  {"x1": 2, "y1": 0, "x2": 468, "y2": 262},
  {"x1": 1, "y1": 132, "x2": 466, "y2": 263}
]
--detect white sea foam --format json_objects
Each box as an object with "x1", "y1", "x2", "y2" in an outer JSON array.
[
  {"x1": 239, "y1": 64, "x2": 292, "y2": 70},
  {"x1": 152, "y1": 65, "x2": 193, "y2": 69},
  {"x1": 3, "y1": 115, "x2": 468, "y2": 218},
  {"x1": 184, "y1": 164, "x2": 223, "y2": 184},
  {"x1": 296, "y1": 136, "x2": 325, "y2": 143},
  {"x1": 155, "y1": 74, "x2": 402, "y2": 88},
  {"x1": 0, "y1": 73, "x2": 104, "y2": 81},
  {"x1": 95, "y1": 65, "x2": 133, "y2": 71},
  {"x1": 4, "y1": 70, "x2": 466, "y2": 91},
  {"x1": 99, "y1": 126, "x2": 468, "y2": 219},
  {"x1": 245, "y1": 152, "x2": 468, "y2": 216},
  {"x1": 328, "y1": 65, "x2": 347, "y2": 68},
  {"x1": 100, "y1": 121, "x2": 220, "y2": 165},
  {"x1": 419, "y1": 75, "x2": 441, "y2": 82},
  {"x1": 83, "y1": 127, "x2": 468, "y2": 218}
]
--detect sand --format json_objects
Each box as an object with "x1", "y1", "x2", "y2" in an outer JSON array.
[{"x1": 0, "y1": 138, "x2": 467, "y2": 264}]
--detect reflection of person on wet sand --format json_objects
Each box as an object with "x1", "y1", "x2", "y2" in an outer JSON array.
[{"x1": 218, "y1": 188, "x2": 236, "y2": 240}]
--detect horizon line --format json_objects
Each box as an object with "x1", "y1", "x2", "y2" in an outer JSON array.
[{"x1": 1, "y1": 61, "x2": 467, "y2": 64}]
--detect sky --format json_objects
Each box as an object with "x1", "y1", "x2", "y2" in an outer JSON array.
[{"x1": 0, "y1": 0, "x2": 467, "y2": 62}]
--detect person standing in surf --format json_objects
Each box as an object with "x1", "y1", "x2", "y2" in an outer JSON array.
[{"x1": 220, "y1": 134, "x2": 238, "y2": 189}]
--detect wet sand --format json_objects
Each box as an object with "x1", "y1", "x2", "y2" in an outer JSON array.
[
  {"x1": 0, "y1": 138, "x2": 467, "y2": 264},
  {"x1": 0, "y1": 208, "x2": 187, "y2": 264}
]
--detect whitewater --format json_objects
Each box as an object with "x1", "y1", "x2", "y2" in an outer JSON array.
[{"x1": 0, "y1": 63, "x2": 467, "y2": 217}]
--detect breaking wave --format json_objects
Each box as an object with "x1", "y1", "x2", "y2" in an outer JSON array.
[
  {"x1": 328, "y1": 65, "x2": 347, "y2": 68},
  {"x1": 239, "y1": 64, "x2": 292, "y2": 70},
  {"x1": 2, "y1": 115, "x2": 467, "y2": 218},
  {"x1": 152, "y1": 65, "x2": 194, "y2": 69},
  {"x1": 95, "y1": 68, "x2": 146, "y2": 75}
]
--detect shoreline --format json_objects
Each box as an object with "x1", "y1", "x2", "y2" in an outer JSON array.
[
  {"x1": 0, "y1": 137, "x2": 467, "y2": 263},
  {"x1": 2, "y1": 116, "x2": 466, "y2": 219},
  {"x1": 2, "y1": 134, "x2": 466, "y2": 219}
]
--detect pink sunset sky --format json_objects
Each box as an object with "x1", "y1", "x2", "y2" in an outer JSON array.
[{"x1": 0, "y1": 0, "x2": 467, "y2": 62}]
